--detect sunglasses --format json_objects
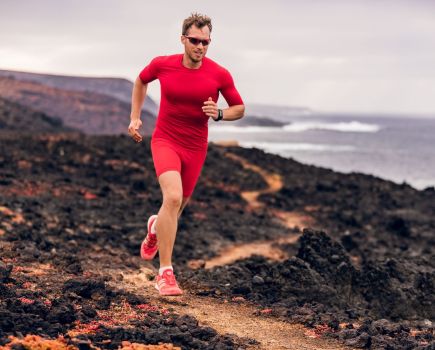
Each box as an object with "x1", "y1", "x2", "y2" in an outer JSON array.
[{"x1": 184, "y1": 36, "x2": 211, "y2": 46}]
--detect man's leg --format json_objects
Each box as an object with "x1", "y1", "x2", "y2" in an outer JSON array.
[
  {"x1": 155, "y1": 170, "x2": 183, "y2": 268},
  {"x1": 178, "y1": 196, "x2": 191, "y2": 219}
]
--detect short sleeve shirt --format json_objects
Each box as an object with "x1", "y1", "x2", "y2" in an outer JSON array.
[{"x1": 139, "y1": 54, "x2": 244, "y2": 150}]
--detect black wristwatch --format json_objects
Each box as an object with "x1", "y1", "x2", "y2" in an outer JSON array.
[{"x1": 215, "y1": 109, "x2": 224, "y2": 122}]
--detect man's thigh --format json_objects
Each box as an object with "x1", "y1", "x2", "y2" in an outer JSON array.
[{"x1": 158, "y1": 170, "x2": 183, "y2": 199}]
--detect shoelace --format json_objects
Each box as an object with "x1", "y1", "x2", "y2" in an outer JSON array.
[{"x1": 162, "y1": 271, "x2": 177, "y2": 286}]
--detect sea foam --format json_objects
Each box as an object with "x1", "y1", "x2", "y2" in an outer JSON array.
[
  {"x1": 210, "y1": 120, "x2": 380, "y2": 133},
  {"x1": 239, "y1": 142, "x2": 355, "y2": 152},
  {"x1": 283, "y1": 120, "x2": 380, "y2": 132}
]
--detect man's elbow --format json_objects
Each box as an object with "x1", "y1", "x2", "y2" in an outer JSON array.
[{"x1": 238, "y1": 104, "x2": 245, "y2": 118}]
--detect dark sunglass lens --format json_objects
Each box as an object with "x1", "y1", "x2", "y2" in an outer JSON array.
[
  {"x1": 187, "y1": 37, "x2": 210, "y2": 46},
  {"x1": 188, "y1": 37, "x2": 200, "y2": 45}
]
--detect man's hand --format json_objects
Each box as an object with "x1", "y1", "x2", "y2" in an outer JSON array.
[
  {"x1": 128, "y1": 119, "x2": 143, "y2": 143},
  {"x1": 202, "y1": 97, "x2": 218, "y2": 120}
]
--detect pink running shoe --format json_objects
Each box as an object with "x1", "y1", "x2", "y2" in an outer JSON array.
[
  {"x1": 140, "y1": 215, "x2": 158, "y2": 260},
  {"x1": 155, "y1": 269, "x2": 183, "y2": 296}
]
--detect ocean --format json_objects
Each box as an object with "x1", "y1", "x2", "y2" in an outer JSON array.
[{"x1": 208, "y1": 111, "x2": 435, "y2": 190}]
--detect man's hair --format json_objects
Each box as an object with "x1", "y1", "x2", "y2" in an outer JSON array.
[{"x1": 182, "y1": 13, "x2": 212, "y2": 36}]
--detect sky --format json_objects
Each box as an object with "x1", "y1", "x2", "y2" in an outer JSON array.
[{"x1": 1, "y1": 0, "x2": 435, "y2": 115}]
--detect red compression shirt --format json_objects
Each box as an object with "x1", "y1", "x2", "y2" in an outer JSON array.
[{"x1": 139, "y1": 54, "x2": 244, "y2": 150}]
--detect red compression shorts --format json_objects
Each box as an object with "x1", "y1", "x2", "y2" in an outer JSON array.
[{"x1": 151, "y1": 137, "x2": 208, "y2": 197}]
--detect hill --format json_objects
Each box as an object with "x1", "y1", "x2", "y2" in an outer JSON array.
[
  {"x1": 0, "y1": 69, "x2": 157, "y2": 115},
  {"x1": 0, "y1": 97, "x2": 73, "y2": 133},
  {"x1": 0, "y1": 76, "x2": 155, "y2": 135}
]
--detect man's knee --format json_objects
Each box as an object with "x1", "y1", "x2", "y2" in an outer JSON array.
[
  {"x1": 163, "y1": 190, "x2": 183, "y2": 209},
  {"x1": 158, "y1": 170, "x2": 183, "y2": 209}
]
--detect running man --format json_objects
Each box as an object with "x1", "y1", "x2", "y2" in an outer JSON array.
[{"x1": 128, "y1": 13, "x2": 245, "y2": 296}]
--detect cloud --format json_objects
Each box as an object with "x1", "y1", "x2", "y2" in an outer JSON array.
[{"x1": 1, "y1": 0, "x2": 435, "y2": 114}]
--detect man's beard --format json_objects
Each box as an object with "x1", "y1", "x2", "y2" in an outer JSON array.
[{"x1": 189, "y1": 51, "x2": 202, "y2": 63}]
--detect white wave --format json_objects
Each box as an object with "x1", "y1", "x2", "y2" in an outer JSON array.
[
  {"x1": 209, "y1": 125, "x2": 283, "y2": 133},
  {"x1": 283, "y1": 120, "x2": 380, "y2": 132},
  {"x1": 210, "y1": 120, "x2": 380, "y2": 133},
  {"x1": 239, "y1": 142, "x2": 355, "y2": 152}
]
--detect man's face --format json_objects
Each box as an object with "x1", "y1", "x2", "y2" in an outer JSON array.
[{"x1": 181, "y1": 25, "x2": 211, "y2": 63}]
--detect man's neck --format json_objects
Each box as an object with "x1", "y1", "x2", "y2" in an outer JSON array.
[{"x1": 182, "y1": 53, "x2": 202, "y2": 69}]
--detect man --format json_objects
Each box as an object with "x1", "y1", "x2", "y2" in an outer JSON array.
[{"x1": 128, "y1": 13, "x2": 245, "y2": 296}]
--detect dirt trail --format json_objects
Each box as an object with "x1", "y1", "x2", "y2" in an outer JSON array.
[
  {"x1": 224, "y1": 151, "x2": 315, "y2": 230},
  {"x1": 192, "y1": 152, "x2": 315, "y2": 269},
  {"x1": 92, "y1": 253, "x2": 351, "y2": 350},
  {"x1": 203, "y1": 234, "x2": 300, "y2": 269},
  {"x1": 225, "y1": 152, "x2": 284, "y2": 211}
]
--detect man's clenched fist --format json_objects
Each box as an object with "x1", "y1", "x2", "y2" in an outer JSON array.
[
  {"x1": 128, "y1": 119, "x2": 143, "y2": 143},
  {"x1": 202, "y1": 97, "x2": 218, "y2": 120}
]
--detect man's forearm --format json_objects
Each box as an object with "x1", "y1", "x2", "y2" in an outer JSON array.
[
  {"x1": 130, "y1": 77, "x2": 148, "y2": 120},
  {"x1": 222, "y1": 104, "x2": 245, "y2": 121}
]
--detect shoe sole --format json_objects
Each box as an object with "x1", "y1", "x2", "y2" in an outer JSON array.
[
  {"x1": 154, "y1": 283, "x2": 183, "y2": 296},
  {"x1": 140, "y1": 215, "x2": 158, "y2": 260},
  {"x1": 140, "y1": 240, "x2": 158, "y2": 260}
]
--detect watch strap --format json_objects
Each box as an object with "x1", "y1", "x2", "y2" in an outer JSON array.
[{"x1": 216, "y1": 109, "x2": 223, "y2": 121}]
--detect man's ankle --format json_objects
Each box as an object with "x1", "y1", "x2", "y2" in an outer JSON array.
[{"x1": 159, "y1": 265, "x2": 173, "y2": 275}]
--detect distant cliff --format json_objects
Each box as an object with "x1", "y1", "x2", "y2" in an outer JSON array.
[
  {"x1": 0, "y1": 75, "x2": 155, "y2": 135},
  {"x1": 0, "y1": 69, "x2": 157, "y2": 115},
  {"x1": 232, "y1": 115, "x2": 287, "y2": 127},
  {"x1": 0, "y1": 97, "x2": 74, "y2": 133}
]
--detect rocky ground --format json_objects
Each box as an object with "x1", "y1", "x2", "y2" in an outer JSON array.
[
  {"x1": 0, "y1": 97, "x2": 72, "y2": 133},
  {"x1": 0, "y1": 132, "x2": 434, "y2": 349}
]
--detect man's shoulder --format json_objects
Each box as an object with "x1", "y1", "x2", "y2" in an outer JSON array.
[
  {"x1": 204, "y1": 56, "x2": 228, "y2": 72},
  {"x1": 150, "y1": 54, "x2": 181, "y2": 66}
]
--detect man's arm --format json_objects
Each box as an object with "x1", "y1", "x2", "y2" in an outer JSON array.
[
  {"x1": 202, "y1": 97, "x2": 245, "y2": 121},
  {"x1": 202, "y1": 66, "x2": 245, "y2": 121},
  {"x1": 221, "y1": 104, "x2": 245, "y2": 121},
  {"x1": 128, "y1": 77, "x2": 148, "y2": 143},
  {"x1": 131, "y1": 76, "x2": 148, "y2": 120}
]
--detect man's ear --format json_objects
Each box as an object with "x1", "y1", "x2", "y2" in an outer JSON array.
[{"x1": 180, "y1": 35, "x2": 185, "y2": 44}]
